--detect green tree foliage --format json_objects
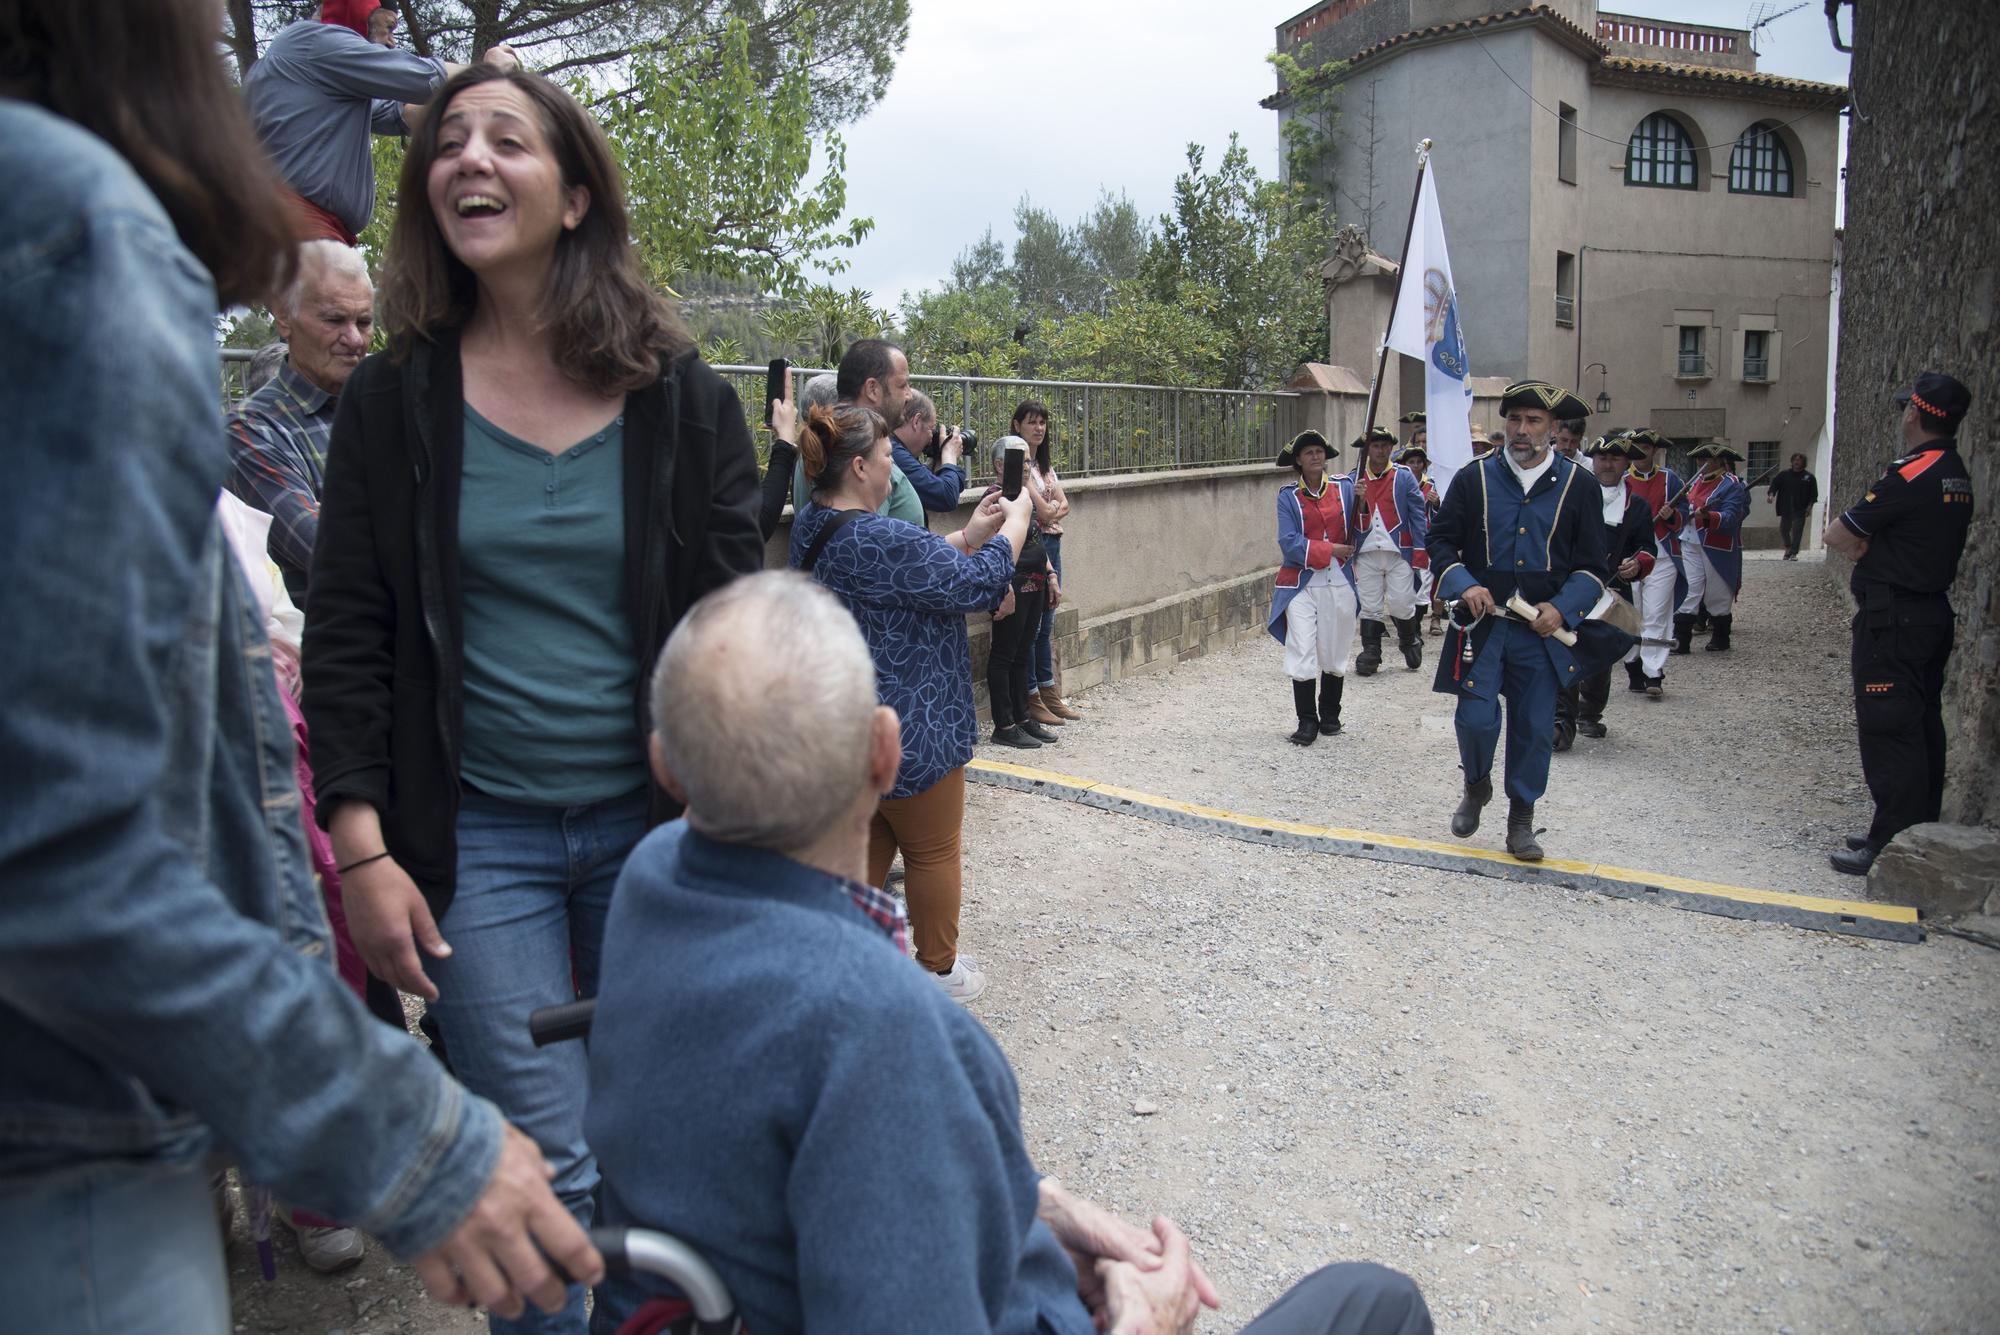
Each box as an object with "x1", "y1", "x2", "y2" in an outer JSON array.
[
  {"x1": 1141, "y1": 136, "x2": 1334, "y2": 390},
  {"x1": 1029, "y1": 281, "x2": 1228, "y2": 387},
  {"x1": 602, "y1": 22, "x2": 871, "y2": 294},
  {"x1": 900, "y1": 282, "x2": 1028, "y2": 379},
  {"x1": 222, "y1": 1, "x2": 909, "y2": 131},
  {"x1": 760, "y1": 284, "x2": 888, "y2": 366}
]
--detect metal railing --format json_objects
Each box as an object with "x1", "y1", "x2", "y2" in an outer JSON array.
[
  {"x1": 1676, "y1": 351, "x2": 1709, "y2": 378},
  {"x1": 1554, "y1": 294, "x2": 1575, "y2": 327},
  {"x1": 713, "y1": 366, "x2": 1310, "y2": 479},
  {"x1": 1742, "y1": 355, "x2": 1769, "y2": 382},
  {"x1": 214, "y1": 347, "x2": 1309, "y2": 480}
]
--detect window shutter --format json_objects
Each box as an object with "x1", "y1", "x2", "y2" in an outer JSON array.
[
  {"x1": 1766, "y1": 330, "x2": 1783, "y2": 384},
  {"x1": 1730, "y1": 328, "x2": 1746, "y2": 381}
]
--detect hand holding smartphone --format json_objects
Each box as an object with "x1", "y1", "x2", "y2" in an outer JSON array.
[
  {"x1": 1002, "y1": 440, "x2": 1026, "y2": 501},
  {"x1": 764, "y1": 358, "x2": 790, "y2": 428}
]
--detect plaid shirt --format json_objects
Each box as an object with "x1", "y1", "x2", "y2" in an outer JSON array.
[
  {"x1": 842, "y1": 875, "x2": 908, "y2": 956},
  {"x1": 224, "y1": 361, "x2": 337, "y2": 608}
]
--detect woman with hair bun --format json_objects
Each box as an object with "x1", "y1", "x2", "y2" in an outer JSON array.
[{"x1": 790, "y1": 403, "x2": 1030, "y2": 1003}]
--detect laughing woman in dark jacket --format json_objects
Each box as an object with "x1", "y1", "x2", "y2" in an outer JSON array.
[{"x1": 302, "y1": 65, "x2": 760, "y2": 1335}]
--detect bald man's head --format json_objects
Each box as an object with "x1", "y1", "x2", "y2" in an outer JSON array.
[{"x1": 649, "y1": 573, "x2": 889, "y2": 853}]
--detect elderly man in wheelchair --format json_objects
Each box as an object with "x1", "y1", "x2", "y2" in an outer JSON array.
[{"x1": 575, "y1": 573, "x2": 1433, "y2": 1335}]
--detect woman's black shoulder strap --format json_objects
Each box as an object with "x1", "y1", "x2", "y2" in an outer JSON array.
[{"x1": 800, "y1": 508, "x2": 867, "y2": 573}]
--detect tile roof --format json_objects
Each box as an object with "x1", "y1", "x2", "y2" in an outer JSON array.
[
  {"x1": 1343, "y1": 4, "x2": 1601, "y2": 66},
  {"x1": 1595, "y1": 55, "x2": 1850, "y2": 105}
]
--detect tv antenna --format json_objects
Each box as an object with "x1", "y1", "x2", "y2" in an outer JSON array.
[{"x1": 1746, "y1": 1, "x2": 1810, "y2": 54}]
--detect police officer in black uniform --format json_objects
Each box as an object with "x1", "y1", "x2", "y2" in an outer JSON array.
[{"x1": 1823, "y1": 372, "x2": 1975, "y2": 875}]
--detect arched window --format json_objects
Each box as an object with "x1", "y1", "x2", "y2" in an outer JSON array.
[
  {"x1": 1729, "y1": 122, "x2": 1794, "y2": 196},
  {"x1": 1625, "y1": 113, "x2": 1697, "y2": 189}
]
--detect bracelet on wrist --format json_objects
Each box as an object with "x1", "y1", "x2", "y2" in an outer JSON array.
[{"x1": 336, "y1": 850, "x2": 392, "y2": 876}]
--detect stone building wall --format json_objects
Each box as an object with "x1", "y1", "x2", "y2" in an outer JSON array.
[{"x1": 1830, "y1": 0, "x2": 1999, "y2": 825}]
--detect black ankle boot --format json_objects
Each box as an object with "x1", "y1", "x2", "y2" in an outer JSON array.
[
  {"x1": 1671, "y1": 613, "x2": 1695, "y2": 655},
  {"x1": 1705, "y1": 614, "x2": 1732, "y2": 651},
  {"x1": 1552, "y1": 684, "x2": 1578, "y2": 753},
  {"x1": 1625, "y1": 659, "x2": 1648, "y2": 693},
  {"x1": 1451, "y1": 775, "x2": 1492, "y2": 837},
  {"x1": 1289, "y1": 679, "x2": 1318, "y2": 745},
  {"x1": 1317, "y1": 673, "x2": 1344, "y2": 735},
  {"x1": 1394, "y1": 615, "x2": 1424, "y2": 670},
  {"x1": 1506, "y1": 800, "x2": 1543, "y2": 861}
]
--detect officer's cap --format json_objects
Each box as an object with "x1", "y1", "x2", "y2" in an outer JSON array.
[
  {"x1": 1498, "y1": 380, "x2": 1591, "y2": 421},
  {"x1": 1893, "y1": 371, "x2": 1971, "y2": 431}
]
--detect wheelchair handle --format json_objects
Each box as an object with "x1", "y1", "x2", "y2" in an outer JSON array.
[
  {"x1": 528, "y1": 998, "x2": 597, "y2": 1047},
  {"x1": 593, "y1": 1226, "x2": 739, "y2": 1330}
]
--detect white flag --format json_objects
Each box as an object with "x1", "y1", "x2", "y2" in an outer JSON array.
[{"x1": 1383, "y1": 158, "x2": 1473, "y2": 498}]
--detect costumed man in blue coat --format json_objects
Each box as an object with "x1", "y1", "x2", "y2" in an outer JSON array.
[
  {"x1": 1674, "y1": 442, "x2": 1750, "y2": 652},
  {"x1": 1348, "y1": 427, "x2": 1429, "y2": 675},
  {"x1": 1268, "y1": 430, "x2": 1359, "y2": 745},
  {"x1": 1427, "y1": 381, "x2": 1611, "y2": 861}
]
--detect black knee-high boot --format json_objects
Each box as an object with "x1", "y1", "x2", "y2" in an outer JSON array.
[
  {"x1": 1705, "y1": 613, "x2": 1732, "y2": 651},
  {"x1": 1672, "y1": 612, "x2": 1695, "y2": 655},
  {"x1": 1289, "y1": 679, "x2": 1318, "y2": 745},
  {"x1": 1318, "y1": 673, "x2": 1344, "y2": 735}
]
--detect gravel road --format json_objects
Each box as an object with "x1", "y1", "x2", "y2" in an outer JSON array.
[{"x1": 229, "y1": 554, "x2": 1999, "y2": 1334}]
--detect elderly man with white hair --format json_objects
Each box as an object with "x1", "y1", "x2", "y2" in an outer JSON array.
[
  {"x1": 585, "y1": 571, "x2": 1435, "y2": 1335},
  {"x1": 224, "y1": 239, "x2": 375, "y2": 609}
]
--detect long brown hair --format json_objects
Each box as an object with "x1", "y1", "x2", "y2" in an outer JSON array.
[
  {"x1": 0, "y1": 0, "x2": 296, "y2": 309},
  {"x1": 377, "y1": 64, "x2": 691, "y2": 393}
]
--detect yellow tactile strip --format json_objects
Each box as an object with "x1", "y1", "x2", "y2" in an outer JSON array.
[{"x1": 967, "y1": 759, "x2": 1924, "y2": 944}]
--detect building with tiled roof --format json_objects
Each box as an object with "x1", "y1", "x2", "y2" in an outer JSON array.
[{"x1": 1267, "y1": 2, "x2": 1847, "y2": 543}]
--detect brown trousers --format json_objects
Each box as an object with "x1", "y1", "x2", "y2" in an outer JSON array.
[{"x1": 867, "y1": 766, "x2": 965, "y2": 973}]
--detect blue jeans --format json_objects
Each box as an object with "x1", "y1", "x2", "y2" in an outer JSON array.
[
  {"x1": 0, "y1": 1162, "x2": 228, "y2": 1333},
  {"x1": 429, "y1": 784, "x2": 650, "y2": 1335},
  {"x1": 1033, "y1": 534, "x2": 1063, "y2": 690}
]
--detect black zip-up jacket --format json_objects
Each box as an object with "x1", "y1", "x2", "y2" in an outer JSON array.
[
  {"x1": 302, "y1": 333, "x2": 763, "y2": 919},
  {"x1": 1603, "y1": 488, "x2": 1656, "y2": 597}
]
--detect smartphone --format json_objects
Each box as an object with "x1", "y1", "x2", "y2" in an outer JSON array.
[
  {"x1": 1002, "y1": 440, "x2": 1026, "y2": 501},
  {"x1": 763, "y1": 358, "x2": 789, "y2": 427}
]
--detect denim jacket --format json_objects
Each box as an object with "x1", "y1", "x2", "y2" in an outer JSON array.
[{"x1": 0, "y1": 101, "x2": 499, "y2": 1256}]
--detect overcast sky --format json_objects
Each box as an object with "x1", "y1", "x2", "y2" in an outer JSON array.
[{"x1": 810, "y1": 0, "x2": 1852, "y2": 310}]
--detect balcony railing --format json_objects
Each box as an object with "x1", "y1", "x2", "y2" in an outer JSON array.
[
  {"x1": 1554, "y1": 294, "x2": 1575, "y2": 327},
  {"x1": 1677, "y1": 351, "x2": 1709, "y2": 378},
  {"x1": 1742, "y1": 355, "x2": 1769, "y2": 382}
]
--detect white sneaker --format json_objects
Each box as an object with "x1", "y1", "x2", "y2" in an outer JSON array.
[
  {"x1": 278, "y1": 1209, "x2": 365, "y2": 1273},
  {"x1": 932, "y1": 958, "x2": 988, "y2": 1003}
]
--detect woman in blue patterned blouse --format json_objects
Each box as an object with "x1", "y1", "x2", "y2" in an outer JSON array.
[{"x1": 789, "y1": 404, "x2": 1031, "y2": 1003}]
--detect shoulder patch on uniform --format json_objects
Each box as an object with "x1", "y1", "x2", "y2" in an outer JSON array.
[
  {"x1": 1897, "y1": 449, "x2": 1946, "y2": 483},
  {"x1": 1863, "y1": 491, "x2": 1876, "y2": 502}
]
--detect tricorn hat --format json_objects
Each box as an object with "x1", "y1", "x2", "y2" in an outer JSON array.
[
  {"x1": 1276, "y1": 428, "x2": 1336, "y2": 470},
  {"x1": 1584, "y1": 435, "x2": 1642, "y2": 460},
  {"x1": 1352, "y1": 427, "x2": 1398, "y2": 451},
  {"x1": 1707, "y1": 442, "x2": 1745, "y2": 462},
  {"x1": 1394, "y1": 442, "x2": 1429, "y2": 463},
  {"x1": 1398, "y1": 410, "x2": 1427, "y2": 425},
  {"x1": 1619, "y1": 427, "x2": 1667, "y2": 449},
  {"x1": 1498, "y1": 379, "x2": 1592, "y2": 421}
]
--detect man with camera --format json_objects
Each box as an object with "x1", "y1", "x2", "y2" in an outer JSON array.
[{"x1": 892, "y1": 387, "x2": 971, "y2": 518}]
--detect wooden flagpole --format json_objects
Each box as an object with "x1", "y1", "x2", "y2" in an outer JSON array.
[{"x1": 1361, "y1": 138, "x2": 1434, "y2": 435}]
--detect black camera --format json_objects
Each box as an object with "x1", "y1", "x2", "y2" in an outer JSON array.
[{"x1": 927, "y1": 423, "x2": 977, "y2": 467}]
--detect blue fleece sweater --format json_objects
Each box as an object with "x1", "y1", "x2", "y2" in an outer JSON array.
[{"x1": 586, "y1": 823, "x2": 1095, "y2": 1334}]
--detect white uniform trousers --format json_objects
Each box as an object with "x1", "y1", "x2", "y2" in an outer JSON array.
[
  {"x1": 1284, "y1": 567, "x2": 1358, "y2": 680},
  {"x1": 1626, "y1": 544, "x2": 1679, "y2": 676},
  {"x1": 1415, "y1": 563, "x2": 1435, "y2": 606},
  {"x1": 1353, "y1": 548, "x2": 1418, "y2": 623},
  {"x1": 1677, "y1": 542, "x2": 1734, "y2": 616}
]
